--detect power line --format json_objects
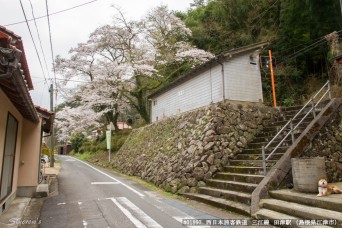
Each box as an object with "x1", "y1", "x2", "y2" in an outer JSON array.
[
  {"x1": 6, "y1": 0, "x2": 100, "y2": 27},
  {"x1": 45, "y1": 0, "x2": 56, "y2": 82},
  {"x1": 31, "y1": 76, "x2": 89, "y2": 83},
  {"x1": 54, "y1": 78, "x2": 88, "y2": 83},
  {"x1": 283, "y1": 38, "x2": 326, "y2": 59},
  {"x1": 19, "y1": 0, "x2": 48, "y2": 85},
  {"x1": 277, "y1": 38, "x2": 328, "y2": 64},
  {"x1": 34, "y1": 79, "x2": 49, "y2": 84},
  {"x1": 28, "y1": 0, "x2": 51, "y2": 81},
  {"x1": 275, "y1": 30, "x2": 342, "y2": 55},
  {"x1": 45, "y1": 0, "x2": 58, "y2": 105},
  {"x1": 252, "y1": 0, "x2": 280, "y2": 26},
  {"x1": 274, "y1": 30, "x2": 342, "y2": 65}
]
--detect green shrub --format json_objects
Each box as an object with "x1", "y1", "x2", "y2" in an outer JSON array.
[
  {"x1": 95, "y1": 130, "x2": 131, "y2": 153},
  {"x1": 70, "y1": 132, "x2": 87, "y2": 154},
  {"x1": 75, "y1": 152, "x2": 93, "y2": 160},
  {"x1": 41, "y1": 145, "x2": 50, "y2": 156}
]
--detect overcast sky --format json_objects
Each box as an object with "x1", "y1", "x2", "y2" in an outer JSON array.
[{"x1": 0, "y1": 0, "x2": 193, "y2": 109}]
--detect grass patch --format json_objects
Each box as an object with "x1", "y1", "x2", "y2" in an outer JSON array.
[
  {"x1": 123, "y1": 174, "x2": 181, "y2": 199},
  {"x1": 74, "y1": 152, "x2": 94, "y2": 160},
  {"x1": 79, "y1": 129, "x2": 131, "y2": 154}
]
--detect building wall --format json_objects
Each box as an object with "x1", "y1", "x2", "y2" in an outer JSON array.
[
  {"x1": 151, "y1": 63, "x2": 222, "y2": 122},
  {"x1": 225, "y1": 53, "x2": 263, "y2": 102},
  {"x1": 151, "y1": 51, "x2": 263, "y2": 122},
  {"x1": 17, "y1": 118, "x2": 41, "y2": 187},
  {"x1": 0, "y1": 88, "x2": 23, "y2": 206}
]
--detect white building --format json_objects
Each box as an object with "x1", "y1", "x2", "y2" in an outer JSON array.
[{"x1": 148, "y1": 42, "x2": 268, "y2": 122}]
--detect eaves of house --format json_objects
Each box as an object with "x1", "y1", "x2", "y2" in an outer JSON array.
[
  {"x1": 0, "y1": 25, "x2": 39, "y2": 122},
  {"x1": 35, "y1": 105, "x2": 54, "y2": 133}
]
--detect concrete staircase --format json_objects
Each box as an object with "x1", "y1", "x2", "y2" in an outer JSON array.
[
  {"x1": 183, "y1": 105, "x2": 315, "y2": 216},
  {"x1": 255, "y1": 188, "x2": 342, "y2": 227}
]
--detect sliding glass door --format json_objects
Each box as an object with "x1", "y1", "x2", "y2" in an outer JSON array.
[{"x1": 0, "y1": 113, "x2": 18, "y2": 202}]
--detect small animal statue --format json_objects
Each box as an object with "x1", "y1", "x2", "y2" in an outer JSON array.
[{"x1": 317, "y1": 178, "x2": 342, "y2": 196}]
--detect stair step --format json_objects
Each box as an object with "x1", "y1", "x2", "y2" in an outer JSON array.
[
  {"x1": 271, "y1": 118, "x2": 313, "y2": 127},
  {"x1": 255, "y1": 209, "x2": 333, "y2": 228},
  {"x1": 183, "y1": 193, "x2": 250, "y2": 215},
  {"x1": 264, "y1": 113, "x2": 314, "y2": 124},
  {"x1": 280, "y1": 105, "x2": 306, "y2": 112},
  {"x1": 254, "y1": 133, "x2": 302, "y2": 142},
  {"x1": 270, "y1": 189, "x2": 342, "y2": 213},
  {"x1": 281, "y1": 107, "x2": 313, "y2": 115},
  {"x1": 214, "y1": 172, "x2": 264, "y2": 184},
  {"x1": 261, "y1": 199, "x2": 342, "y2": 224},
  {"x1": 248, "y1": 140, "x2": 292, "y2": 149},
  {"x1": 236, "y1": 153, "x2": 284, "y2": 160},
  {"x1": 199, "y1": 187, "x2": 252, "y2": 205},
  {"x1": 255, "y1": 209, "x2": 331, "y2": 228},
  {"x1": 206, "y1": 179, "x2": 257, "y2": 193},
  {"x1": 229, "y1": 160, "x2": 277, "y2": 167},
  {"x1": 257, "y1": 126, "x2": 306, "y2": 138},
  {"x1": 223, "y1": 166, "x2": 264, "y2": 175},
  {"x1": 240, "y1": 147, "x2": 288, "y2": 154},
  {"x1": 255, "y1": 208, "x2": 299, "y2": 222},
  {"x1": 262, "y1": 126, "x2": 283, "y2": 133}
]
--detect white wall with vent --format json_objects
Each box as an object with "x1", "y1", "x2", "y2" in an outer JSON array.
[{"x1": 151, "y1": 51, "x2": 263, "y2": 122}]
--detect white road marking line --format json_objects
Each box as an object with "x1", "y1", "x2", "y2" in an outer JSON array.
[
  {"x1": 83, "y1": 220, "x2": 88, "y2": 228},
  {"x1": 91, "y1": 182, "x2": 120, "y2": 185},
  {"x1": 173, "y1": 216, "x2": 191, "y2": 223},
  {"x1": 57, "y1": 202, "x2": 66, "y2": 205},
  {"x1": 71, "y1": 157, "x2": 144, "y2": 197},
  {"x1": 117, "y1": 197, "x2": 162, "y2": 228},
  {"x1": 110, "y1": 198, "x2": 147, "y2": 228}
]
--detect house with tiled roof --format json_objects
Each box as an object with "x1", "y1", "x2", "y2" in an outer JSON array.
[{"x1": 0, "y1": 25, "x2": 54, "y2": 214}]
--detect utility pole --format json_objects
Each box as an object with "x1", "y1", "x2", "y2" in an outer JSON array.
[
  {"x1": 49, "y1": 83, "x2": 54, "y2": 167},
  {"x1": 268, "y1": 50, "x2": 277, "y2": 107}
]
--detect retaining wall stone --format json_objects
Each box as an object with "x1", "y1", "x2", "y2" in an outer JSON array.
[
  {"x1": 301, "y1": 107, "x2": 342, "y2": 182},
  {"x1": 111, "y1": 101, "x2": 280, "y2": 193}
]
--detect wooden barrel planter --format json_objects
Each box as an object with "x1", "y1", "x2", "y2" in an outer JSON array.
[{"x1": 291, "y1": 157, "x2": 326, "y2": 193}]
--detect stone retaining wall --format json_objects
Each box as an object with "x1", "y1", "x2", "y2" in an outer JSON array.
[{"x1": 111, "y1": 102, "x2": 279, "y2": 194}]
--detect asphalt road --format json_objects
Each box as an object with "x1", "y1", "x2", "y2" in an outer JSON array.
[{"x1": 40, "y1": 155, "x2": 233, "y2": 228}]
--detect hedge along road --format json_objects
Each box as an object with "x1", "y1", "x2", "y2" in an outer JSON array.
[{"x1": 40, "y1": 155, "x2": 234, "y2": 228}]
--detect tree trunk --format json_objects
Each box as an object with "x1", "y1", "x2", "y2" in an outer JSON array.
[
  {"x1": 128, "y1": 75, "x2": 150, "y2": 123},
  {"x1": 106, "y1": 110, "x2": 119, "y2": 132}
]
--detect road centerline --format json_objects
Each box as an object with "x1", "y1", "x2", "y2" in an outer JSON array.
[{"x1": 71, "y1": 157, "x2": 144, "y2": 197}]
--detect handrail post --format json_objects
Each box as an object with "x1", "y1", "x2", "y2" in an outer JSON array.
[
  {"x1": 262, "y1": 146, "x2": 267, "y2": 175},
  {"x1": 311, "y1": 99, "x2": 316, "y2": 118},
  {"x1": 290, "y1": 120, "x2": 295, "y2": 144},
  {"x1": 328, "y1": 80, "x2": 332, "y2": 99}
]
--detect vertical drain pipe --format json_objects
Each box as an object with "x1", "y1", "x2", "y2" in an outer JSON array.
[{"x1": 216, "y1": 58, "x2": 225, "y2": 101}]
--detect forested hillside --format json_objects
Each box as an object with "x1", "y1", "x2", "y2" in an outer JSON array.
[
  {"x1": 179, "y1": 0, "x2": 342, "y2": 105},
  {"x1": 55, "y1": 1, "x2": 342, "y2": 148}
]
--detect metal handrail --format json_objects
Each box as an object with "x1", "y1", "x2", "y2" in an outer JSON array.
[{"x1": 261, "y1": 80, "x2": 331, "y2": 175}]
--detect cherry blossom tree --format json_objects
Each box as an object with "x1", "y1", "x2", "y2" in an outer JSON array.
[{"x1": 55, "y1": 5, "x2": 213, "y2": 141}]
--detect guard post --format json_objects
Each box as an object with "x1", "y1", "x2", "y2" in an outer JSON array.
[{"x1": 106, "y1": 129, "x2": 111, "y2": 162}]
